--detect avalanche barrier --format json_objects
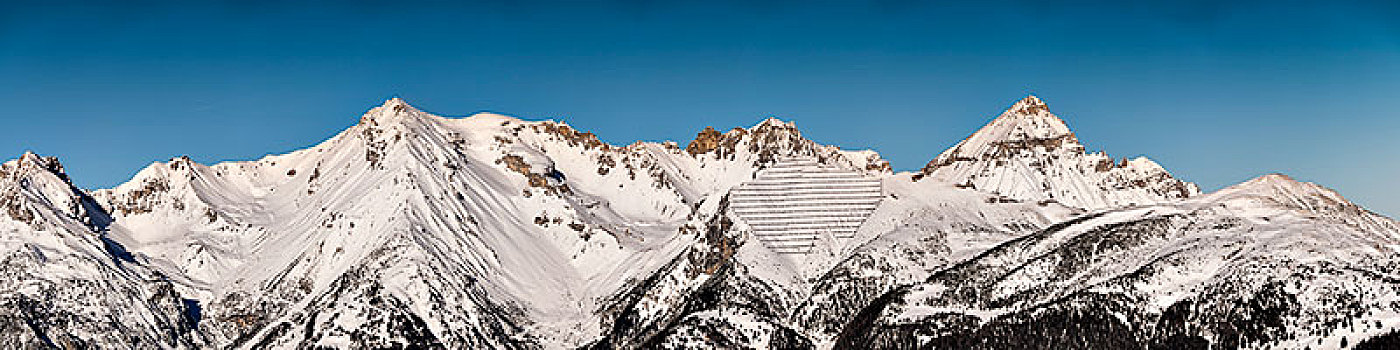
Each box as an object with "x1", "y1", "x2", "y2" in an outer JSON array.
[{"x1": 730, "y1": 156, "x2": 881, "y2": 254}]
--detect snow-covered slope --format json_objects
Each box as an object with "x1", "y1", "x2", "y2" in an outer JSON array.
[
  {"x1": 920, "y1": 95, "x2": 1199, "y2": 210},
  {"x1": 0, "y1": 153, "x2": 202, "y2": 348},
  {"x1": 837, "y1": 173, "x2": 1400, "y2": 349},
  {"x1": 2, "y1": 95, "x2": 1396, "y2": 349},
  {"x1": 93, "y1": 99, "x2": 707, "y2": 348},
  {"x1": 83, "y1": 99, "x2": 898, "y2": 349}
]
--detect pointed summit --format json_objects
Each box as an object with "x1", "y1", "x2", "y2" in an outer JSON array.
[
  {"x1": 17, "y1": 151, "x2": 52, "y2": 167},
  {"x1": 1009, "y1": 94, "x2": 1049, "y2": 115},
  {"x1": 0, "y1": 152, "x2": 96, "y2": 229},
  {"x1": 383, "y1": 97, "x2": 410, "y2": 108},
  {"x1": 928, "y1": 96, "x2": 1081, "y2": 168},
  {"x1": 753, "y1": 116, "x2": 796, "y2": 129},
  {"x1": 359, "y1": 97, "x2": 429, "y2": 126},
  {"x1": 921, "y1": 95, "x2": 1196, "y2": 210},
  {"x1": 5, "y1": 151, "x2": 68, "y2": 180}
]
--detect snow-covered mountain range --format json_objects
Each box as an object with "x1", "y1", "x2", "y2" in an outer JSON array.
[{"x1": 1, "y1": 96, "x2": 1396, "y2": 349}]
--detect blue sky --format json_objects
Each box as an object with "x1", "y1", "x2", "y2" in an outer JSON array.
[{"x1": 1, "y1": 1, "x2": 1397, "y2": 216}]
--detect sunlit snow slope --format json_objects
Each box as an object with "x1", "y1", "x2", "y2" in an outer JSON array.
[
  {"x1": 921, "y1": 95, "x2": 1199, "y2": 210},
  {"x1": 0, "y1": 95, "x2": 1395, "y2": 350}
]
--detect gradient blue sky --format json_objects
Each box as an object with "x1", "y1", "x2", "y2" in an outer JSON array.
[{"x1": 2, "y1": 1, "x2": 1397, "y2": 216}]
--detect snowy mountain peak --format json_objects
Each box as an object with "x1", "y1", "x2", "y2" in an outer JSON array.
[
  {"x1": 5, "y1": 151, "x2": 67, "y2": 181},
  {"x1": 1009, "y1": 94, "x2": 1048, "y2": 114},
  {"x1": 1, "y1": 154, "x2": 208, "y2": 350},
  {"x1": 755, "y1": 116, "x2": 795, "y2": 129},
  {"x1": 5, "y1": 97, "x2": 1400, "y2": 349},
  {"x1": 1217, "y1": 173, "x2": 1355, "y2": 209},
  {"x1": 465, "y1": 111, "x2": 523, "y2": 124},
  {"x1": 1248, "y1": 173, "x2": 1303, "y2": 186},
  {"x1": 921, "y1": 95, "x2": 1197, "y2": 209},
  {"x1": 1229, "y1": 173, "x2": 1348, "y2": 199},
  {"x1": 166, "y1": 155, "x2": 197, "y2": 169},
  {"x1": 121, "y1": 156, "x2": 199, "y2": 184},
  {"x1": 383, "y1": 96, "x2": 409, "y2": 107},
  {"x1": 680, "y1": 116, "x2": 889, "y2": 174},
  {"x1": 1, "y1": 153, "x2": 110, "y2": 232},
  {"x1": 989, "y1": 95, "x2": 1071, "y2": 138},
  {"x1": 358, "y1": 97, "x2": 429, "y2": 126},
  {"x1": 17, "y1": 150, "x2": 41, "y2": 162},
  {"x1": 929, "y1": 96, "x2": 1079, "y2": 167},
  {"x1": 925, "y1": 95, "x2": 1081, "y2": 168},
  {"x1": 1121, "y1": 156, "x2": 1166, "y2": 172},
  {"x1": 1202, "y1": 172, "x2": 1400, "y2": 242}
]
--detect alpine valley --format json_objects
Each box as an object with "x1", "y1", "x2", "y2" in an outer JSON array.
[{"x1": 2, "y1": 96, "x2": 1397, "y2": 349}]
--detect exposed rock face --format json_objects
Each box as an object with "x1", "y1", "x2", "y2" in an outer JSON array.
[
  {"x1": 685, "y1": 127, "x2": 728, "y2": 156},
  {"x1": 685, "y1": 118, "x2": 891, "y2": 175},
  {"x1": 921, "y1": 95, "x2": 1200, "y2": 210}
]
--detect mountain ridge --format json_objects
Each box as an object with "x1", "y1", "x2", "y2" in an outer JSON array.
[
  {"x1": 921, "y1": 95, "x2": 1200, "y2": 210},
  {"x1": 0, "y1": 96, "x2": 1395, "y2": 349}
]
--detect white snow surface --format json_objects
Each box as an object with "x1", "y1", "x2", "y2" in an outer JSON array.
[
  {"x1": 1, "y1": 96, "x2": 1394, "y2": 349},
  {"x1": 886, "y1": 171, "x2": 1400, "y2": 349},
  {"x1": 0, "y1": 153, "x2": 203, "y2": 348},
  {"x1": 923, "y1": 95, "x2": 1200, "y2": 210},
  {"x1": 88, "y1": 98, "x2": 895, "y2": 348}
]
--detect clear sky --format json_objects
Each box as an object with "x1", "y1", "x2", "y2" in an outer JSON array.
[{"x1": 2, "y1": 1, "x2": 1397, "y2": 216}]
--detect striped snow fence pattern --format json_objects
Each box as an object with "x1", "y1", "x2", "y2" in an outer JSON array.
[{"x1": 731, "y1": 157, "x2": 882, "y2": 254}]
